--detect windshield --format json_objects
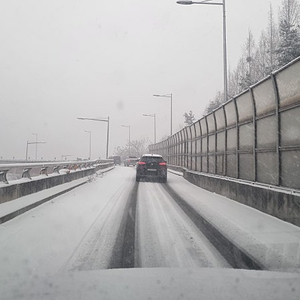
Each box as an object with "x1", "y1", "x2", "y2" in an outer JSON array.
[{"x1": 1, "y1": 0, "x2": 300, "y2": 299}]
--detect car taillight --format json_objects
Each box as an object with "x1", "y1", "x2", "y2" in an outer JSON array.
[
  {"x1": 159, "y1": 162, "x2": 167, "y2": 166},
  {"x1": 138, "y1": 161, "x2": 146, "y2": 165}
]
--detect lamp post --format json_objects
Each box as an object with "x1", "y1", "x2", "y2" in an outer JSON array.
[
  {"x1": 32, "y1": 133, "x2": 38, "y2": 160},
  {"x1": 61, "y1": 154, "x2": 73, "y2": 161},
  {"x1": 78, "y1": 117, "x2": 110, "y2": 159},
  {"x1": 142, "y1": 114, "x2": 156, "y2": 144},
  {"x1": 121, "y1": 125, "x2": 131, "y2": 157},
  {"x1": 84, "y1": 130, "x2": 92, "y2": 159},
  {"x1": 177, "y1": 0, "x2": 228, "y2": 103},
  {"x1": 153, "y1": 93, "x2": 172, "y2": 136},
  {"x1": 26, "y1": 141, "x2": 46, "y2": 161}
]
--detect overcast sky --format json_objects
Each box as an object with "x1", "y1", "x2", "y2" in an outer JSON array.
[{"x1": 0, "y1": 0, "x2": 283, "y2": 160}]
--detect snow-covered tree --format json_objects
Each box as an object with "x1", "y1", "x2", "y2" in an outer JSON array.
[
  {"x1": 267, "y1": 4, "x2": 280, "y2": 72},
  {"x1": 202, "y1": 0, "x2": 300, "y2": 116},
  {"x1": 183, "y1": 110, "x2": 196, "y2": 126},
  {"x1": 255, "y1": 5, "x2": 280, "y2": 78},
  {"x1": 205, "y1": 92, "x2": 224, "y2": 114},
  {"x1": 277, "y1": 0, "x2": 300, "y2": 66},
  {"x1": 277, "y1": 21, "x2": 300, "y2": 65},
  {"x1": 239, "y1": 31, "x2": 258, "y2": 89},
  {"x1": 228, "y1": 66, "x2": 240, "y2": 99},
  {"x1": 114, "y1": 137, "x2": 151, "y2": 158}
]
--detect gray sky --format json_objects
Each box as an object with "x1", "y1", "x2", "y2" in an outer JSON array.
[{"x1": 0, "y1": 0, "x2": 282, "y2": 160}]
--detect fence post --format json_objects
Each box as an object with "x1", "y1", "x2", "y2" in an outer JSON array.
[
  {"x1": 233, "y1": 97, "x2": 239, "y2": 178},
  {"x1": 0, "y1": 170, "x2": 9, "y2": 184},
  {"x1": 204, "y1": 116, "x2": 209, "y2": 173},
  {"x1": 222, "y1": 105, "x2": 228, "y2": 176},
  {"x1": 213, "y1": 111, "x2": 217, "y2": 174},
  {"x1": 40, "y1": 167, "x2": 48, "y2": 176},
  {"x1": 199, "y1": 121, "x2": 203, "y2": 173},
  {"x1": 271, "y1": 73, "x2": 282, "y2": 186},
  {"x1": 22, "y1": 168, "x2": 32, "y2": 179},
  {"x1": 249, "y1": 87, "x2": 257, "y2": 182}
]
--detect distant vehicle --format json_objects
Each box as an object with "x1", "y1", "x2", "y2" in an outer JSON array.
[
  {"x1": 124, "y1": 156, "x2": 139, "y2": 167},
  {"x1": 136, "y1": 154, "x2": 167, "y2": 182},
  {"x1": 109, "y1": 156, "x2": 121, "y2": 165}
]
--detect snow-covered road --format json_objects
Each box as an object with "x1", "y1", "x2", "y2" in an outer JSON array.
[
  {"x1": 1, "y1": 166, "x2": 300, "y2": 281},
  {"x1": 137, "y1": 182, "x2": 229, "y2": 268}
]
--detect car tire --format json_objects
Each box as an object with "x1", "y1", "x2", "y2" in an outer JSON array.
[
  {"x1": 136, "y1": 176, "x2": 140, "y2": 182},
  {"x1": 161, "y1": 176, "x2": 167, "y2": 183}
]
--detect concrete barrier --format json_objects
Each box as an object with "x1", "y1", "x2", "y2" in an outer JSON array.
[
  {"x1": 169, "y1": 165, "x2": 300, "y2": 227},
  {"x1": 0, "y1": 162, "x2": 114, "y2": 204}
]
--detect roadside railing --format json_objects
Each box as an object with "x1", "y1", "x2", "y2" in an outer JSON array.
[
  {"x1": 0, "y1": 159, "x2": 113, "y2": 184},
  {"x1": 149, "y1": 56, "x2": 300, "y2": 190}
]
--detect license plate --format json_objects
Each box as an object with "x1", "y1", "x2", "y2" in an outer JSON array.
[{"x1": 147, "y1": 169, "x2": 156, "y2": 172}]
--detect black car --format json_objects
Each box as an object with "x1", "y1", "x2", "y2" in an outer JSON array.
[{"x1": 136, "y1": 154, "x2": 167, "y2": 182}]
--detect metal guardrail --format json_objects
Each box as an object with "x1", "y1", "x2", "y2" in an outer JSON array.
[
  {"x1": 150, "y1": 56, "x2": 300, "y2": 190},
  {"x1": 0, "y1": 159, "x2": 113, "y2": 184}
]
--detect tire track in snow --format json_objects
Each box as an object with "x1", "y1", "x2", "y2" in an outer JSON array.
[
  {"x1": 108, "y1": 182, "x2": 139, "y2": 268},
  {"x1": 63, "y1": 178, "x2": 136, "y2": 271},
  {"x1": 137, "y1": 182, "x2": 230, "y2": 268},
  {"x1": 162, "y1": 183, "x2": 264, "y2": 270}
]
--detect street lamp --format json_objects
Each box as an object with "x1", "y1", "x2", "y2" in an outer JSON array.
[
  {"x1": 26, "y1": 140, "x2": 46, "y2": 161},
  {"x1": 121, "y1": 125, "x2": 131, "y2": 157},
  {"x1": 84, "y1": 130, "x2": 92, "y2": 159},
  {"x1": 32, "y1": 133, "x2": 38, "y2": 160},
  {"x1": 61, "y1": 154, "x2": 73, "y2": 160},
  {"x1": 177, "y1": 0, "x2": 228, "y2": 103},
  {"x1": 77, "y1": 117, "x2": 110, "y2": 159},
  {"x1": 142, "y1": 114, "x2": 156, "y2": 144},
  {"x1": 153, "y1": 93, "x2": 173, "y2": 136}
]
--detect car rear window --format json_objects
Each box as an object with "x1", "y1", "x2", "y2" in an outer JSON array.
[{"x1": 141, "y1": 156, "x2": 164, "y2": 163}]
